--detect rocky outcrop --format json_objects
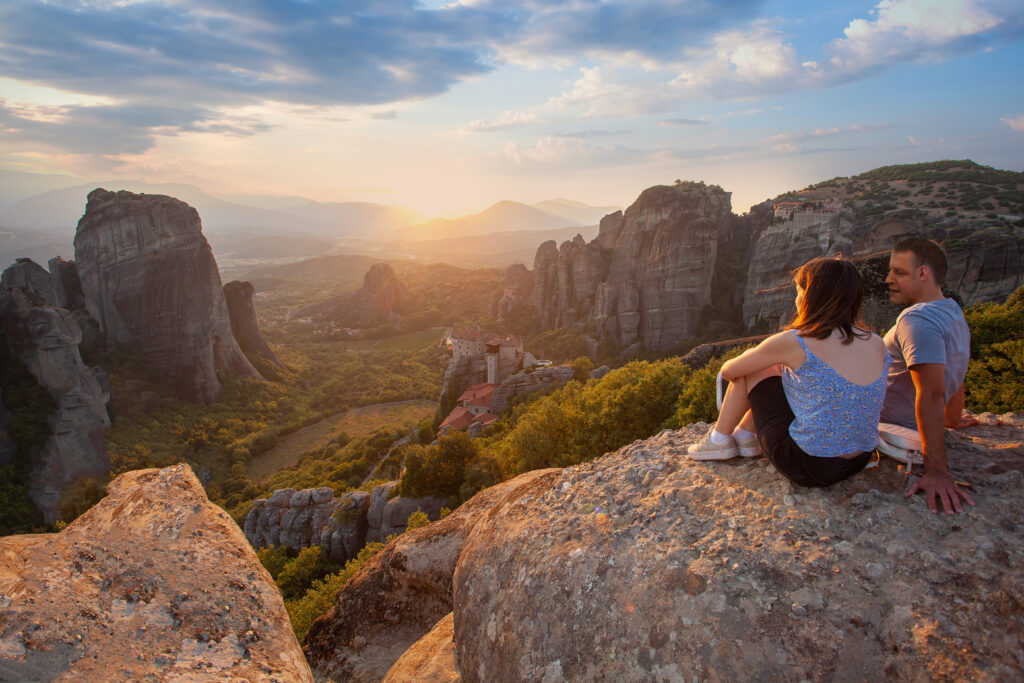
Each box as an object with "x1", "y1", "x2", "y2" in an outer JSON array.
[
  {"x1": 741, "y1": 206, "x2": 1024, "y2": 331},
  {"x1": 243, "y1": 481, "x2": 445, "y2": 564},
  {"x1": 529, "y1": 182, "x2": 732, "y2": 353},
  {"x1": 488, "y1": 364, "x2": 575, "y2": 414},
  {"x1": 0, "y1": 259, "x2": 110, "y2": 523},
  {"x1": 223, "y1": 280, "x2": 282, "y2": 367},
  {"x1": 0, "y1": 464, "x2": 313, "y2": 682},
  {"x1": 295, "y1": 262, "x2": 408, "y2": 327},
  {"x1": 679, "y1": 333, "x2": 770, "y2": 369},
  {"x1": 451, "y1": 421, "x2": 1024, "y2": 682},
  {"x1": 74, "y1": 188, "x2": 261, "y2": 403},
  {"x1": 304, "y1": 469, "x2": 558, "y2": 683},
  {"x1": 383, "y1": 612, "x2": 459, "y2": 683}
]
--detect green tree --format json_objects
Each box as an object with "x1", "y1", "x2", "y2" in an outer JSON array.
[{"x1": 275, "y1": 545, "x2": 337, "y2": 601}]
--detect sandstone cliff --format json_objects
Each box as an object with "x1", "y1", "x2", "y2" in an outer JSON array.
[
  {"x1": 295, "y1": 262, "x2": 408, "y2": 327},
  {"x1": 0, "y1": 464, "x2": 313, "y2": 681},
  {"x1": 0, "y1": 258, "x2": 110, "y2": 524},
  {"x1": 74, "y1": 189, "x2": 261, "y2": 403},
  {"x1": 223, "y1": 280, "x2": 282, "y2": 366},
  {"x1": 529, "y1": 182, "x2": 732, "y2": 354}
]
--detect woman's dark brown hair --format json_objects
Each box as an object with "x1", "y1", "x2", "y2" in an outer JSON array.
[{"x1": 789, "y1": 256, "x2": 870, "y2": 344}]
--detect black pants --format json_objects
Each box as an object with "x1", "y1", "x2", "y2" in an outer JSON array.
[{"x1": 747, "y1": 376, "x2": 870, "y2": 487}]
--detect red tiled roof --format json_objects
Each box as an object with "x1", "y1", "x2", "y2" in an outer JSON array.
[
  {"x1": 440, "y1": 405, "x2": 500, "y2": 432},
  {"x1": 459, "y1": 383, "x2": 497, "y2": 407},
  {"x1": 440, "y1": 406, "x2": 475, "y2": 431}
]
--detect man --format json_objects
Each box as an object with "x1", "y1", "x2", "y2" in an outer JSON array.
[{"x1": 882, "y1": 237, "x2": 975, "y2": 515}]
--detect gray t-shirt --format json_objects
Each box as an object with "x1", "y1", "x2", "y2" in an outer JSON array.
[{"x1": 880, "y1": 298, "x2": 971, "y2": 428}]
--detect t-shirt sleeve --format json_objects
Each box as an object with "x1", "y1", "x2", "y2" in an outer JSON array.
[{"x1": 895, "y1": 311, "x2": 947, "y2": 367}]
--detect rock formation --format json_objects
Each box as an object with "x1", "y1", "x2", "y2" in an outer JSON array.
[
  {"x1": 449, "y1": 422, "x2": 1024, "y2": 681},
  {"x1": 223, "y1": 279, "x2": 282, "y2": 366},
  {"x1": 383, "y1": 612, "x2": 459, "y2": 683},
  {"x1": 740, "y1": 206, "x2": 1023, "y2": 331},
  {"x1": 303, "y1": 469, "x2": 557, "y2": 683},
  {"x1": 528, "y1": 182, "x2": 733, "y2": 354},
  {"x1": 74, "y1": 188, "x2": 261, "y2": 403},
  {"x1": 0, "y1": 464, "x2": 313, "y2": 682},
  {"x1": 0, "y1": 258, "x2": 110, "y2": 523},
  {"x1": 243, "y1": 480, "x2": 446, "y2": 564},
  {"x1": 295, "y1": 262, "x2": 408, "y2": 327}
]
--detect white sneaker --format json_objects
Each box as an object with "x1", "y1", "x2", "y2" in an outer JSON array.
[
  {"x1": 735, "y1": 434, "x2": 761, "y2": 457},
  {"x1": 687, "y1": 433, "x2": 739, "y2": 460}
]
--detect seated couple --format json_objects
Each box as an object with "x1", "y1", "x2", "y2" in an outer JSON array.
[{"x1": 689, "y1": 238, "x2": 974, "y2": 515}]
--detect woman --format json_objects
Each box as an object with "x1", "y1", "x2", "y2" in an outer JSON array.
[{"x1": 687, "y1": 256, "x2": 891, "y2": 487}]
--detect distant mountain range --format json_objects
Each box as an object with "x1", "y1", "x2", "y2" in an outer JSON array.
[
  {"x1": 395, "y1": 199, "x2": 618, "y2": 242},
  {"x1": 0, "y1": 171, "x2": 619, "y2": 270}
]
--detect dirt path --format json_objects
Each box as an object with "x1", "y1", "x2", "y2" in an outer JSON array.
[{"x1": 245, "y1": 399, "x2": 437, "y2": 482}]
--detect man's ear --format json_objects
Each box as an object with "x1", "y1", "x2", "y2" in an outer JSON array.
[{"x1": 917, "y1": 265, "x2": 930, "y2": 282}]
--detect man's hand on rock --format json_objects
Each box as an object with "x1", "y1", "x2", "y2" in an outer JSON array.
[{"x1": 905, "y1": 471, "x2": 976, "y2": 515}]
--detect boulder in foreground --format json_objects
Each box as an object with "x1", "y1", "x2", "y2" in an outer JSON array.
[
  {"x1": 452, "y1": 421, "x2": 1024, "y2": 681},
  {"x1": 0, "y1": 464, "x2": 312, "y2": 682}
]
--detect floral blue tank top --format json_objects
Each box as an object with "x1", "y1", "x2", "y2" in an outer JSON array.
[{"x1": 781, "y1": 331, "x2": 892, "y2": 458}]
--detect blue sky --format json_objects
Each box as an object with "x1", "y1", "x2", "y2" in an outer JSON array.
[{"x1": 1, "y1": 0, "x2": 1022, "y2": 216}]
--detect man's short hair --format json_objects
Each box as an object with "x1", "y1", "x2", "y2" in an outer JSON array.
[{"x1": 893, "y1": 237, "x2": 948, "y2": 285}]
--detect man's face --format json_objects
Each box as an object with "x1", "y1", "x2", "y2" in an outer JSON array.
[{"x1": 886, "y1": 250, "x2": 924, "y2": 304}]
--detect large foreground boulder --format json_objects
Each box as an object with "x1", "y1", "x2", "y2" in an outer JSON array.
[
  {"x1": 0, "y1": 464, "x2": 313, "y2": 682},
  {"x1": 304, "y1": 469, "x2": 559, "y2": 682},
  {"x1": 452, "y1": 421, "x2": 1024, "y2": 681}
]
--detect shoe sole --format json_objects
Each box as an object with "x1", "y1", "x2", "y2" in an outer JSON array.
[
  {"x1": 737, "y1": 445, "x2": 760, "y2": 457},
  {"x1": 687, "y1": 448, "x2": 738, "y2": 461}
]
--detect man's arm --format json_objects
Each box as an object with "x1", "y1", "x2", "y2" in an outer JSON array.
[
  {"x1": 906, "y1": 364, "x2": 976, "y2": 514},
  {"x1": 944, "y1": 384, "x2": 978, "y2": 428}
]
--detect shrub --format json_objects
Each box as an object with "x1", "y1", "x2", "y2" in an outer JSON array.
[
  {"x1": 257, "y1": 545, "x2": 292, "y2": 580},
  {"x1": 275, "y1": 545, "x2": 337, "y2": 601},
  {"x1": 400, "y1": 431, "x2": 478, "y2": 499},
  {"x1": 406, "y1": 508, "x2": 430, "y2": 530},
  {"x1": 285, "y1": 541, "x2": 384, "y2": 642}
]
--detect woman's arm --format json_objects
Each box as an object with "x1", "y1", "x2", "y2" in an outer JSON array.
[{"x1": 720, "y1": 331, "x2": 804, "y2": 381}]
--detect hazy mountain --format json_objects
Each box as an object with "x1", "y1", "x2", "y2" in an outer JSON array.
[
  {"x1": 395, "y1": 200, "x2": 585, "y2": 242},
  {"x1": 0, "y1": 180, "x2": 340, "y2": 236},
  {"x1": 0, "y1": 169, "x2": 81, "y2": 211},
  {"x1": 396, "y1": 224, "x2": 601, "y2": 268},
  {"x1": 532, "y1": 198, "x2": 619, "y2": 226},
  {"x1": 2, "y1": 179, "x2": 420, "y2": 240}
]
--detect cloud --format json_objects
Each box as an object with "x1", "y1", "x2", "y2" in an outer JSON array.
[
  {"x1": 493, "y1": 123, "x2": 887, "y2": 173},
  {"x1": 1002, "y1": 114, "x2": 1024, "y2": 131},
  {"x1": 544, "y1": 1, "x2": 1024, "y2": 117},
  {"x1": 826, "y1": 0, "x2": 1013, "y2": 75},
  {"x1": 492, "y1": 136, "x2": 647, "y2": 172},
  {"x1": 658, "y1": 118, "x2": 710, "y2": 127},
  {"x1": 463, "y1": 111, "x2": 538, "y2": 132}
]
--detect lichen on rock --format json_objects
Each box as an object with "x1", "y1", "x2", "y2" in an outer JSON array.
[{"x1": 0, "y1": 464, "x2": 312, "y2": 682}]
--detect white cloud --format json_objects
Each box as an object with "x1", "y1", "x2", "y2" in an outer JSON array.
[
  {"x1": 462, "y1": 110, "x2": 538, "y2": 133},
  {"x1": 1002, "y1": 114, "x2": 1024, "y2": 131},
  {"x1": 828, "y1": 0, "x2": 1005, "y2": 73}
]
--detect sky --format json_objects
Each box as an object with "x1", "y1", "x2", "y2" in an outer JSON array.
[{"x1": 1, "y1": 0, "x2": 1023, "y2": 217}]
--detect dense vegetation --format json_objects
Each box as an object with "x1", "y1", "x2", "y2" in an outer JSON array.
[
  {"x1": 963, "y1": 284, "x2": 1024, "y2": 413},
  {"x1": 91, "y1": 337, "x2": 447, "y2": 525}
]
